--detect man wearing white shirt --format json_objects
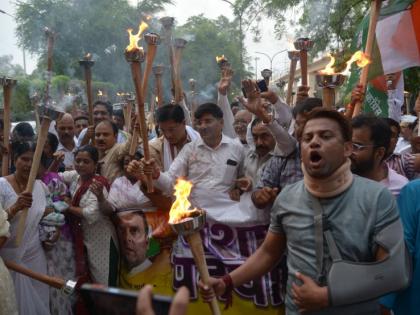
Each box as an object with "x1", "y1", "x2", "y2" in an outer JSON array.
[
  {"x1": 56, "y1": 113, "x2": 78, "y2": 170},
  {"x1": 138, "y1": 103, "x2": 245, "y2": 195},
  {"x1": 77, "y1": 101, "x2": 128, "y2": 147}
]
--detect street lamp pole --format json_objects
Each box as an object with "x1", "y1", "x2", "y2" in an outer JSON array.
[
  {"x1": 254, "y1": 57, "x2": 259, "y2": 80},
  {"x1": 0, "y1": 9, "x2": 27, "y2": 75},
  {"x1": 255, "y1": 49, "x2": 287, "y2": 75}
]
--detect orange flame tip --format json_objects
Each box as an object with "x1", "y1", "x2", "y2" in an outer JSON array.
[
  {"x1": 126, "y1": 21, "x2": 149, "y2": 52},
  {"x1": 216, "y1": 55, "x2": 226, "y2": 63},
  {"x1": 319, "y1": 51, "x2": 371, "y2": 75},
  {"x1": 168, "y1": 179, "x2": 197, "y2": 224}
]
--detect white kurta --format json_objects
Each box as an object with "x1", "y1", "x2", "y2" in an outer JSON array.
[
  {"x1": 0, "y1": 178, "x2": 50, "y2": 315},
  {"x1": 60, "y1": 171, "x2": 118, "y2": 285},
  {"x1": 0, "y1": 202, "x2": 18, "y2": 315}
]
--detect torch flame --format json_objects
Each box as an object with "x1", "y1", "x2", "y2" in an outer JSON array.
[
  {"x1": 126, "y1": 21, "x2": 149, "y2": 52},
  {"x1": 319, "y1": 51, "x2": 371, "y2": 75},
  {"x1": 216, "y1": 55, "x2": 226, "y2": 63},
  {"x1": 155, "y1": 96, "x2": 159, "y2": 102},
  {"x1": 169, "y1": 179, "x2": 197, "y2": 224},
  {"x1": 97, "y1": 90, "x2": 103, "y2": 96},
  {"x1": 85, "y1": 53, "x2": 92, "y2": 60},
  {"x1": 319, "y1": 54, "x2": 337, "y2": 75}
]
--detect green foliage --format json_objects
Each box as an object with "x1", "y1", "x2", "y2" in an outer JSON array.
[
  {"x1": 176, "y1": 15, "x2": 250, "y2": 102},
  {"x1": 0, "y1": 55, "x2": 25, "y2": 77},
  {"x1": 15, "y1": 0, "x2": 172, "y2": 89},
  {"x1": 255, "y1": 0, "x2": 369, "y2": 56}
]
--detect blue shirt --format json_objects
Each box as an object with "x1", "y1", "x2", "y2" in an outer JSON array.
[{"x1": 381, "y1": 179, "x2": 420, "y2": 315}]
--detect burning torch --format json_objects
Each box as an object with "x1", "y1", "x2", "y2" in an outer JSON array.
[
  {"x1": 160, "y1": 16, "x2": 176, "y2": 92},
  {"x1": 216, "y1": 55, "x2": 230, "y2": 70},
  {"x1": 293, "y1": 38, "x2": 314, "y2": 87},
  {"x1": 78, "y1": 53, "x2": 95, "y2": 125},
  {"x1": 316, "y1": 52, "x2": 370, "y2": 109},
  {"x1": 168, "y1": 179, "x2": 221, "y2": 315},
  {"x1": 173, "y1": 38, "x2": 188, "y2": 103},
  {"x1": 124, "y1": 21, "x2": 154, "y2": 192},
  {"x1": 286, "y1": 51, "x2": 300, "y2": 106}
]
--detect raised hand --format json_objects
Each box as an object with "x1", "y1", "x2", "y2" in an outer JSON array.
[
  {"x1": 218, "y1": 68, "x2": 234, "y2": 95},
  {"x1": 241, "y1": 80, "x2": 272, "y2": 123},
  {"x1": 89, "y1": 179, "x2": 105, "y2": 201},
  {"x1": 350, "y1": 84, "x2": 365, "y2": 106}
]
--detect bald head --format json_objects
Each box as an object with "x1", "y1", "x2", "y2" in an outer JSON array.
[
  {"x1": 56, "y1": 113, "x2": 75, "y2": 145},
  {"x1": 234, "y1": 110, "x2": 252, "y2": 142}
]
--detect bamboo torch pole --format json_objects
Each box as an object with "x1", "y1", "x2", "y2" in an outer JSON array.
[
  {"x1": 173, "y1": 38, "x2": 188, "y2": 104},
  {"x1": 294, "y1": 38, "x2": 314, "y2": 88},
  {"x1": 125, "y1": 30, "x2": 154, "y2": 192},
  {"x1": 15, "y1": 107, "x2": 61, "y2": 246},
  {"x1": 152, "y1": 65, "x2": 164, "y2": 107},
  {"x1": 78, "y1": 53, "x2": 95, "y2": 126},
  {"x1": 5, "y1": 260, "x2": 77, "y2": 295},
  {"x1": 142, "y1": 33, "x2": 161, "y2": 97},
  {"x1": 1, "y1": 77, "x2": 16, "y2": 177},
  {"x1": 160, "y1": 17, "x2": 175, "y2": 93},
  {"x1": 43, "y1": 28, "x2": 55, "y2": 104},
  {"x1": 286, "y1": 51, "x2": 300, "y2": 106},
  {"x1": 352, "y1": 0, "x2": 382, "y2": 117}
]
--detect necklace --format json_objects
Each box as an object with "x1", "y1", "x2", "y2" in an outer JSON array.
[{"x1": 14, "y1": 173, "x2": 27, "y2": 192}]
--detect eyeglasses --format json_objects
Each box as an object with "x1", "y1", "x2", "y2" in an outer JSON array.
[{"x1": 352, "y1": 143, "x2": 377, "y2": 151}]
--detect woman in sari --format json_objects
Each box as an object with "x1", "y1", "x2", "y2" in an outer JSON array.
[
  {"x1": 60, "y1": 145, "x2": 118, "y2": 286},
  {"x1": 0, "y1": 141, "x2": 50, "y2": 315},
  {"x1": 0, "y1": 202, "x2": 18, "y2": 315}
]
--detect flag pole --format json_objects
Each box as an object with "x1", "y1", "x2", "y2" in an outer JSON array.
[{"x1": 352, "y1": 0, "x2": 382, "y2": 117}]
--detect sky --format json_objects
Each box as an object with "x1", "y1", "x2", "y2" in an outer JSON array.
[{"x1": 0, "y1": 0, "x2": 295, "y2": 79}]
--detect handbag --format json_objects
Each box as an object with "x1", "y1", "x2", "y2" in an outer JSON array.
[{"x1": 312, "y1": 197, "x2": 412, "y2": 306}]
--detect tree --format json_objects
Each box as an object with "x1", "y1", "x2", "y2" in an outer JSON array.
[
  {"x1": 175, "y1": 15, "x2": 250, "y2": 102},
  {"x1": 15, "y1": 0, "x2": 172, "y2": 90},
  {"x1": 251, "y1": 0, "x2": 370, "y2": 56},
  {"x1": 0, "y1": 55, "x2": 25, "y2": 77}
]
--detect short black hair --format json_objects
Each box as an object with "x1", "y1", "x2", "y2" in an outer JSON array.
[
  {"x1": 351, "y1": 114, "x2": 391, "y2": 157},
  {"x1": 299, "y1": 108, "x2": 352, "y2": 142},
  {"x1": 156, "y1": 104, "x2": 185, "y2": 124},
  {"x1": 46, "y1": 132, "x2": 59, "y2": 153},
  {"x1": 12, "y1": 122, "x2": 35, "y2": 141},
  {"x1": 93, "y1": 100, "x2": 113, "y2": 116},
  {"x1": 74, "y1": 145, "x2": 99, "y2": 164},
  {"x1": 292, "y1": 98, "x2": 323, "y2": 118},
  {"x1": 74, "y1": 115, "x2": 89, "y2": 123},
  {"x1": 112, "y1": 108, "x2": 124, "y2": 119},
  {"x1": 11, "y1": 141, "x2": 36, "y2": 161},
  {"x1": 96, "y1": 119, "x2": 119, "y2": 136},
  {"x1": 383, "y1": 118, "x2": 401, "y2": 135},
  {"x1": 230, "y1": 101, "x2": 240, "y2": 109},
  {"x1": 194, "y1": 103, "x2": 223, "y2": 119}
]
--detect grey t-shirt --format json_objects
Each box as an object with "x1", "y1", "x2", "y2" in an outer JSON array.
[{"x1": 269, "y1": 175, "x2": 399, "y2": 315}]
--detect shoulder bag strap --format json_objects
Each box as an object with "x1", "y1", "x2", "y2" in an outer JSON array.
[{"x1": 312, "y1": 196, "x2": 325, "y2": 284}]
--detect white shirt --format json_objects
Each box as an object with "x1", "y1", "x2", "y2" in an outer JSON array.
[
  {"x1": 76, "y1": 128, "x2": 128, "y2": 148},
  {"x1": 154, "y1": 134, "x2": 245, "y2": 194},
  {"x1": 57, "y1": 136, "x2": 78, "y2": 169}
]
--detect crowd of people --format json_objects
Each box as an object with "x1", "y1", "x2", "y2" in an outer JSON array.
[{"x1": 0, "y1": 65, "x2": 419, "y2": 315}]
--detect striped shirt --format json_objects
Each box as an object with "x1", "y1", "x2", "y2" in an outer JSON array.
[
  {"x1": 256, "y1": 147, "x2": 303, "y2": 190},
  {"x1": 386, "y1": 153, "x2": 417, "y2": 180}
]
